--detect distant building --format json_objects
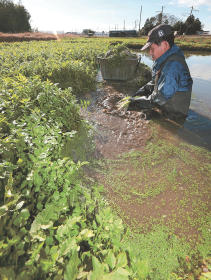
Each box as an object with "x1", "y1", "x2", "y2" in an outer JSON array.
[
  {"x1": 95, "y1": 31, "x2": 109, "y2": 37},
  {"x1": 109, "y1": 30, "x2": 137, "y2": 37},
  {"x1": 196, "y1": 30, "x2": 210, "y2": 35},
  {"x1": 65, "y1": 32, "x2": 79, "y2": 35}
]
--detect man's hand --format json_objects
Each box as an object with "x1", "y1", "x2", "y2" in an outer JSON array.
[
  {"x1": 132, "y1": 88, "x2": 146, "y2": 97},
  {"x1": 127, "y1": 96, "x2": 154, "y2": 111}
]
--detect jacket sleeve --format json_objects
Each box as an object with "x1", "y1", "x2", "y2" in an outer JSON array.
[{"x1": 149, "y1": 90, "x2": 167, "y2": 106}]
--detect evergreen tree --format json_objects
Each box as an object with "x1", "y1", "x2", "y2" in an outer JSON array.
[
  {"x1": 141, "y1": 17, "x2": 156, "y2": 35},
  {"x1": 141, "y1": 12, "x2": 203, "y2": 36},
  {"x1": 184, "y1": 15, "x2": 202, "y2": 34},
  {"x1": 0, "y1": 0, "x2": 31, "y2": 33},
  {"x1": 173, "y1": 21, "x2": 186, "y2": 35},
  {"x1": 141, "y1": 13, "x2": 179, "y2": 35}
]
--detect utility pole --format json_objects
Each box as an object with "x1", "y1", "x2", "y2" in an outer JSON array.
[
  {"x1": 156, "y1": 6, "x2": 164, "y2": 24},
  {"x1": 123, "y1": 20, "x2": 125, "y2": 30},
  {"x1": 138, "y1": 5, "x2": 142, "y2": 33},
  {"x1": 189, "y1": 6, "x2": 199, "y2": 16}
]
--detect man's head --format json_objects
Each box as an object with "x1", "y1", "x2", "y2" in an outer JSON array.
[{"x1": 141, "y1": 24, "x2": 174, "y2": 60}]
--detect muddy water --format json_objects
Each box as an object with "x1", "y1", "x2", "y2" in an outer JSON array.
[
  {"x1": 141, "y1": 52, "x2": 211, "y2": 150},
  {"x1": 82, "y1": 85, "x2": 152, "y2": 159},
  {"x1": 81, "y1": 52, "x2": 211, "y2": 158}
]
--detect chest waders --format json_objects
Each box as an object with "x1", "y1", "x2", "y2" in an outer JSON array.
[
  {"x1": 155, "y1": 54, "x2": 192, "y2": 119},
  {"x1": 128, "y1": 53, "x2": 192, "y2": 118}
]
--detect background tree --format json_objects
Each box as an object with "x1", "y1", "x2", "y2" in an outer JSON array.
[
  {"x1": 141, "y1": 13, "x2": 203, "y2": 36},
  {"x1": 141, "y1": 13, "x2": 179, "y2": 35},
  {"x1": 184, "y1": 15, "x2": 202, "y2": 34},
  {"x1": 141, "y1": 17, "x2": 155, "y2": 35},
  {"x1": 173, "y1": 20, "x2": 186, "y2": 35},
  {"x1": 0, "y1": 0, "x2": 31, "y2": 33}
]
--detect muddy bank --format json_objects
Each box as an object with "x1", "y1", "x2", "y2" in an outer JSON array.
[
  {"x1": 81, "y1": 84, "x2": 152, "y2": 159},
  {"x1": 0, "y1": 32, "x2": 57, "y2": 42}
]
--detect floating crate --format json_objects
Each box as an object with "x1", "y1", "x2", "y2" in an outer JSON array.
[{"x1": 98, "y1": 57, "x2": 138, "y2": 81}]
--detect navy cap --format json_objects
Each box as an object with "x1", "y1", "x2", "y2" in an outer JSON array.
[{"x1": 141, "y1": 24, "x2": 173, "y2": 51}]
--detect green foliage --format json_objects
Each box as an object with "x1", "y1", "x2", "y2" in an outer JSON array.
[
  {"x1": 0, "y1": 39, "x2": 108, "y2": 94},
  {"x1": 141, "y1": 12, "x2": 202, "y2": 36},
  {"x1": 141, "y1": 13, "x2": 178, "y2": 35},
  {"x1": 184, "y1": 15, "x2": 202, "y2": 35},
  {"x1": 0, "y1": 38, "x2": 133, "y2": 279},
  {"x1": 100, "y1": 43, "x2": 137, "y2": 67}
]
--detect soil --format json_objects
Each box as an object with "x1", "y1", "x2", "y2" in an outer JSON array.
[
  {"x1": 82, "y1": 84, "x2": 152, "y2": 159},
  {"x1": 0, "y1": 32, "x2": 81, "y2": 42}
]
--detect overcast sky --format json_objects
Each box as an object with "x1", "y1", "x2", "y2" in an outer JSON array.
[{"x1": 15, "y1": 0, "x2": 211, "y2": 33}]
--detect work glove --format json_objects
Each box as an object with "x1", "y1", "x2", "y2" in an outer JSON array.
[
  {"x1": 132, "y1": 82, "x2": 154, "y2": 98},
  {"x1": 132, "y1": 88, "x2": 146, "y2": 97},
  {"x1": 127, "y1": 96, "x2": 154, "y2": 111}
]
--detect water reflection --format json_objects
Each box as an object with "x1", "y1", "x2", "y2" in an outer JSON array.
[
  {"x1": 140, "y1": 52, "x2": 211, "y2": 150},
  {"x1": 179, "y1": 110, "x2": 211, "y2": 150},
  {"x1": 186, "y1": 54, "x2": 211, "y2": 82}
]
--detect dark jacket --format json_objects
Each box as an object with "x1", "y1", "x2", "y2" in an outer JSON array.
[{"x1": 133, "y1": 44, "x2": 193, "y2": 118}]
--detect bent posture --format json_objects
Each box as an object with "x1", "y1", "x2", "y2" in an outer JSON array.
[{"x1": 129, "y1": 24, "x2": 193, "y2": 120}]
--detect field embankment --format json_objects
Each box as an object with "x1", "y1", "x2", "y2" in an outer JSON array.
[
  {"x1": 0, "y1": 32, "x2": 58, "y2": 42},
  {"x1": 95, "y1": 35, "x2": 211, "y2": 52}
]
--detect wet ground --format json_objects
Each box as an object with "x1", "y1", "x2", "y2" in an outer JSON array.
[
  {"x1": 82, "y1": 84, "x2": 152, "y2": 159},
  {"x1": 81, "y1": 80, "x2": 210, "y2": 244}
]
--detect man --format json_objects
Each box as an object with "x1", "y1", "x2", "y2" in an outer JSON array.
[{"x1": 128, "y1": 24, "x2": 193, "y2": 121}]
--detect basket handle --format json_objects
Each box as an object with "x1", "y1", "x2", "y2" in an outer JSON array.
[{"x1": 135, "y1": 55, "x2": 141, "y2": 73}]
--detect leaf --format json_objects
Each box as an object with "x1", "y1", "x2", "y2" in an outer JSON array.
[
  {"x1": 64, "y1": 250, "x2": 80, "y2": 280},
  {"x1": 106, "y1": 251, "x2": 116, "y2": 270},
  {"x1": 50, "y1": 246, "x2": 59, "y2": 263},
  {"x1": 56, "y1": 216, "x2": 81, "y2": 242},
  {"x1": 0, "y1": 205, "x2": 8, "y2": 217},
  {"x1": 59, "y1": 237, "x2": 78, "y2": 257},
  {"x1": 30, "y1": 202, "x2": 63, "y2": 236},
  {"x1": 20, "y1": 208, "x2": 30, "y2": 220},
  {"x1": 92, "y1": 256, "x2": 101, "y2": 271},
  {"x1": 108, "y1": 267, "x2": 130, "y2": 280},
  {"x1": 26, "y1": 242, "x2": 44, "y2": 266},
  {"x1": 33, "y1": 172, "x2": 43, "y2": 188},
  {"x1": 79, "y1": 228, "x2": 95, "y2": 239},
  {"x1": 116, "y1": 252, "x2": 127, "y2": 268},
  {"x1": 16, "y1": 201, "x2": 25, "y2": 210},
  {"x1": 40, "y1": 259, "x2": 54, "y2": 273},
  {"x1": 40, "y1": 221, "x2": 53, "y2": 230}
]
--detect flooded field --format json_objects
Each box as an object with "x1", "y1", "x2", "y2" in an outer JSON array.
[
  {"x1": 82, "y1": 77, "x2": 210, "y2": 244},
  {"x1": 80, "y1": 48, "x2": 211, "y2": 279}
]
